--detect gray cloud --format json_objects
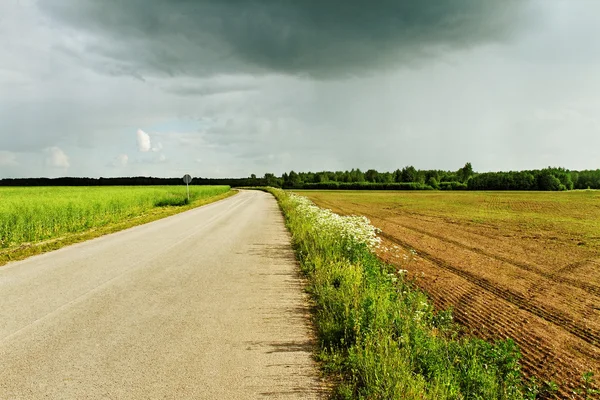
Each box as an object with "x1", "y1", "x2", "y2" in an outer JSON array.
[
  {"x1": 40, "y1": 0, "x2": 527, "y2": 78},
  {"x1": 2, "y1": 0, "x2": 600, "y2": 179},
  {"x1": 110, "y1": 154, "x2": 129, "y2": 168},
  {"x1": 0, "y1": 151, "x2": 18, "y2": 167},
  {"x1": 164, "y1": 84, "x2": 257, "y2": 97},
  {"x1": 162, "y1": 78, "x2": 259, "y2": 97}
]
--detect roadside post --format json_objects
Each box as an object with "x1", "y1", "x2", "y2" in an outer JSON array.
[{"x1": 183, "y1": 174, "x2": 192, "y2": 202}]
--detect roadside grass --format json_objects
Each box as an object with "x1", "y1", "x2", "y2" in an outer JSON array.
[
  {"x1": 267, "y1": 188, "x2": 548, "y2": 399},
  {"x1": 0, "y1": 186, "x2": 234, "y2": 266}
]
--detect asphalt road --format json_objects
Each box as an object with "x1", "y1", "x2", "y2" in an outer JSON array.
[{"x1": 0, "y1": 190, "x2": 323, "y2": 399}]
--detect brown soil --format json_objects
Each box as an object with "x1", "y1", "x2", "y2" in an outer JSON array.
[{"x1": 302, "y1": 191, "x2": 600, "y2": 398}]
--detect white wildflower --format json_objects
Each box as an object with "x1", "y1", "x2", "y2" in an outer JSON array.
[{"x1": 287, "y1": 193, "x2": 381, "y2": 250}]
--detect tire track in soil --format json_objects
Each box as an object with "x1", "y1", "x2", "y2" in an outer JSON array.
[
  {"x1": 434, "y1": 285, "x2": 561, "y2": 380},
  {"x1": 377, "y1": 216, "x2": 600, "y2": 297},
  {"x1": 311, "y1": 199, "x2": 600, "y2": 344},
  {"x1": 555, "y1": 257, "x2": 600, "y2": 276},
  {"x1": 378, "y1": 238, "x2": 599, "y2": 398},
  {"x1": 379, "y1": 231, "x2": 600, "y2": 348}
]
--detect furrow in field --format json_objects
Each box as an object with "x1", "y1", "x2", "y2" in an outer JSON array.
[
  {"x1": 311, "y1": 199, "x2": 600, "y2": 339},
  {"x1": 378, "y1": 237, "x2": 600, "y2": 398},
  {"x1": 555, "y1": 257, "x2": 600, "y2": 276},
  {"x1": 321, "y1": 196, "x2": 598, "y2": 278},
  {"x1": 377, "y1": 216, "x2": 600, "y2": 297},
  {"x1": 379, "y1": 231, "x2": 600, "y2": 348}
]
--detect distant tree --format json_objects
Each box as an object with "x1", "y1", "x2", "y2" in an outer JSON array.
[
  {"x1": 287, "y1": 170, "x2": 301, "y2": 187},
  {"x1": 335, "y1": 170, "x2": 349, "y2": 182},
  {"x1": 301, "y1": 172, "x2": 315, "y2": 184},
  {"x1": 513, "y1": 172, "x2": 535, "y2": 190},
  {"x1": 537, "y1": 170, "x2": 563, "y2": 191},
  {"x1": 401, "y1": 166, "x2": 418, "y2": 183},
  {"x1": 457, "y1": 162, "x2": 474, "y2": 183},
  {"x1": 573, "y1": 169, "x2": 600, "y2": 189},
  {"x1": 313, "y1": 172, "x2": 328, "y2": 183},
  {"x1": 570, "y1": 171, "x2": 580, "y2": 188},
  {"x1": 325, "y1": 171, "x2": 337, "y2": 182},
  {"x1": 550, "y1": 167, "x2": 574, "y2": 190},
  {"x1": 349, "y1": 168, "x2": 365, "y2": 182},
  {"x1": 424, "y1": 170, "x2": 440, "y2": 182},
  {"x1": 365, "y1": 169, "x2": 378, "y2": 183},
  {"x1": 264, "y1": 173, "x2": 277, "y2": 187},
  {"x1": 377, "y1": 172, "x2": 394, "y2": 183},
  {"x1": 393, "y1": 169, "x2": 402, "y2": 183}
]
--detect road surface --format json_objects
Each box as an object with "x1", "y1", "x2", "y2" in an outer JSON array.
[{"x1": 0, "y1": 190, "x2": 323, "y2": 399}]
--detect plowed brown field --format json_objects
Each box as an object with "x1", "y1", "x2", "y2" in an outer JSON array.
[{"x1": 298, "y1": 190, "x2": 600, "y2": 397}]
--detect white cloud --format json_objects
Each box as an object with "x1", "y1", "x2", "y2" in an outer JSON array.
[
  {"x1": 112, "y1": 153, "x2": 128, "y2": 167},
  {"x1": 44, "y1": 146, "x2": 70, "y2": 168},
  {"x1": 0, "y1": 151, "x2": 18, "y2": 166},
  {"x1": 151, "y1": 142, "x2": 163, "y2": 152},
  {"x1": 136, "y1": 129, "x2": 151, "y2": 152}
]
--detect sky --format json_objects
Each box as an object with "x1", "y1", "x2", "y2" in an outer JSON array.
[{"x1": 1, "y1": 0, "x2": 599, "y2": 178}]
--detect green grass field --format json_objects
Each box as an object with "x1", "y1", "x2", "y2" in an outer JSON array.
[{"x1": 0, "y1": 186, "x2": 232, "y2": 262}]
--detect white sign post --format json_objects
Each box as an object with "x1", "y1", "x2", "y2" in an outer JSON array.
[{"x1": 183, "y1": 174, "x2": 192, "y2": 201}]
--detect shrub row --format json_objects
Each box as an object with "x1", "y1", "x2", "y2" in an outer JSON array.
[{"x1": 296, "y1": 182, "x2": 434, "y2": 190}]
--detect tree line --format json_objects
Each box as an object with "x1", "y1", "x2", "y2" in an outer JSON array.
[
  {"x1": 1, "y1": 164, "x2": 599, "y2": 190},
  {"x1": 0, "y1": 176, "x2": 264, "y2": 187},
  {"x1": 272, "y1": 164, "x2": 600, "y2": 191}
]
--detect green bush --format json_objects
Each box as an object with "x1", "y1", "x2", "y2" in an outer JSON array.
[
  {"x1": 153, "y1": 194, "x2": 190, "y2": 207},
  {"x1": 439, "y1": 181, "x2": 468, "y2": 190},
  {"x1": 427, "y1": 177, "x2": 440, "y2": 190},
  {"x1": 301, "y1": 182, "x2": 434, "y2": 190}
]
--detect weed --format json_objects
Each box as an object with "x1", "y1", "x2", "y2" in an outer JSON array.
[{"x1": 572, "y1": 372, "x2": 600, "y2": 399}]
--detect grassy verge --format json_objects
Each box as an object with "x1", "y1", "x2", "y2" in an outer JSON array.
[
  {"x1": 266, "y1": 187, "x2": 550, "y2": 400},
  {"x1": 0, "y1": 187, "x2": 235, "y2": 266}
]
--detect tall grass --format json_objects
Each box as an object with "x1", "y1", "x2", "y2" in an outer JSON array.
[
  {"x1": 0, "y1": 186, "x2": 229, "y2": 248},
  {"x1": 268, "y1": 188, "x2": 539, "y2": 399}
]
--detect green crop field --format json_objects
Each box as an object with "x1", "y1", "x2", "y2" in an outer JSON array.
[{"x1": 0, "y1": 185, "x2": 232, "y2": 262}]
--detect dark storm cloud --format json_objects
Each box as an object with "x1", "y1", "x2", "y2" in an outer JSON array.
[
  {"x1": 163, "y1": 83, "x2": 257, "y2": 97},
  {"x1": 41, "y1": 0, "x2": 526, "y2": 78}
]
